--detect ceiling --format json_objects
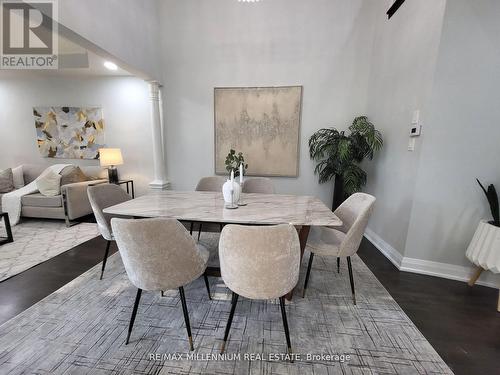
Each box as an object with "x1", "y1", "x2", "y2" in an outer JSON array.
[{"x1": 0, "y1": 31, "x2": 133, "y2": 78}]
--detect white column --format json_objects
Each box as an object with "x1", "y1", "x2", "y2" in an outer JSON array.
[{"x1": 148, "y1": 80, "x2": 169, "y2": 190}]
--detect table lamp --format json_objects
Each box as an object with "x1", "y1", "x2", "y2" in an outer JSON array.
[{"x1": 99, "y1": 148, "x2": 123, "y2": 184}]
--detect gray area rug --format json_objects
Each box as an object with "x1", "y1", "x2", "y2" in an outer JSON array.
[
  {"x1": 0, "y1": 232, "x2": 452, "y2": 374},
  {"x1": 0, "y1": 219, "x2": 99, "y2": 282}
]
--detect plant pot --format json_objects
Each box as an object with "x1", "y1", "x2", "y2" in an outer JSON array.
[
  {"x1": 332, "y1": 174, "x2": 345, "y2": 211},
  {"x1": 222, "y1": 180, "x2": 241, "y2": 205},
  {"x1": 466, "y1": 220, "x2": 500, "y2": 273}
]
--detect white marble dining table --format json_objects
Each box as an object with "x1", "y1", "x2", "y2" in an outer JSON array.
[
  {"x1": 103, "y1": 190, "x2": 341, "y2": 226},
  {"x1": 104, "y1": 190, "x2": 342, "y2": 299}
]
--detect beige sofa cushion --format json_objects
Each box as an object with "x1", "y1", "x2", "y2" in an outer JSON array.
[
  {"x1": 22, "y1": 164, "x2": 46, "y2": 184},
  {"x1": 36, "y1": 170, "x2": 61, "y2": 196},
  {"x1": 0, "y1": 168, "x2": 15, "y2": 193},
  {"x1": 60, "y1": 166, "x2": 89, "y2": 186},
  {"x1": 12, "y1": 166, "x2": 24, "y2": 188},
  {"x1": 21, "y1": 193, "x2": 62, "y2": 208},
  {"x1": 21, "y1": 164, "x2": 106, "y2": 184}
]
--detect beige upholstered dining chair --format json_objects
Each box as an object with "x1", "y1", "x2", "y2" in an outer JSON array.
[
  {"x1": 192, "y1": 176, "x2": 226, "y2": 240},
  {"x1": 242, "y1": 177, "x2": 275, "y2": 194},
  {"x1": 219, "y1": 224, "x2": 300, "y2": 358},
  {"x1": 87, "y1": 183, "x2": 131, "y2": 280},
  {"x1": 111, "y1": 217, "x2": 211, "y2": 350},
  {"x1": 302, "y1": 193, "x2": 376, "y2": 304},
  {"x1": 195, "y1": 176, "x2": 226, "y2": 192}
]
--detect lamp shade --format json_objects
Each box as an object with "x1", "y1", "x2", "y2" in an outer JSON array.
[{"x1": 99, "y1": 148, "x2": 123, "y2": 167}]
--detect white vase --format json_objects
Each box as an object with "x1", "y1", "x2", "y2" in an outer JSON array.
[
  {"x1": 466, "y1": 220, "x2": 500, "y2": 273},
  {"x1": 222, "y1": 180, "x2": 241, "y2": 205}
]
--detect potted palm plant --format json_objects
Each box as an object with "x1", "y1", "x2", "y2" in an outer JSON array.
[{"x1": 309, "y1": 116, "x2": 383, "y2": 210}]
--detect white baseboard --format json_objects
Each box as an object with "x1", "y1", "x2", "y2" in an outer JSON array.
[
  {"x1": 364, "y1": 228, "x2": 500, "y2": 289},
  {"x1": 364, "y1": 228, "x2": 403, "y2": 268},
  {"x1": 149, "y1": 180, "x2": 170, "y2": 190}
]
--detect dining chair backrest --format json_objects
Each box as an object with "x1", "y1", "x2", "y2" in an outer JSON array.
[
  {"x1": 111, "y1": 218, "x2": 208, "y2": 291},
  {"x1": 87, "y1": 183, "x2": 131, "y2": 240},
  {"x1": 333, "y1": 193, "x2": 376, "y2": 257},
  {"x1": 219, "y1": 224, "x2": 300, "y2": 300},
  {"x1": 242, "y1": 177, "x2": 275, "y2": 194},
  {"x1": 195, "y1": 176, "x2": 226, "y2": 192}
]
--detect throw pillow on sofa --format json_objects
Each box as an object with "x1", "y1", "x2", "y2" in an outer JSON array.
[
  {"x1": 60, "y1": 165, "x2": 90, "y2": 186},
  {"x1": 36, "y1": 170, "x2": 62, "y2": 196},
  {"x1": 0, "y1": 168, "x2": 15, "y2": 193},
  {"x1": 12, "y1": 165, "x2": 25, "y2": 188}
]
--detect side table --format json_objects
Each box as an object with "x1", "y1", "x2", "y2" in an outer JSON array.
[
  {"x1": 0, "y1": 212, "x2": 13, "y2": 246},
  {"x1": 88, "y1": 179, "x2": 135, "y2": 198},
  {"x1": 117, "y1": 180, "x2": 135, "y2": 198}
]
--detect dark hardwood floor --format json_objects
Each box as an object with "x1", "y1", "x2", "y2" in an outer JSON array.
[
  {"x1": 357, "y1": 238, "x2": 500, "y2": 375},
  {"x1": 0, "y1": 235, "x2": 116, "y2": 325},
  {"x1": 0, "y1": 231, "x2": 498, "y2": 374}
]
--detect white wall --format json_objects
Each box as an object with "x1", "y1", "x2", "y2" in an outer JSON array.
[
  {"x1": 362, "y1": 0, "x2": 500, "y2": 287},
  {"x1": 403, "y1": 0, "x2": 500, "y2": 286},
  {"x1": 47, "y1": 0, "x2": 162, "y2": 80},
  {"x1": 159, "y1": 0, "x2": 377, "y2": 206},
  {"x1": 0, "y1": 75, "x2": 154, "y2": 196},
  {"x1": 362, "y1": 0, "x2": 447, "y2": 255}
]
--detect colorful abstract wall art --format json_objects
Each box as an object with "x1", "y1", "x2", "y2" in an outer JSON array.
[{"x1": 33, "y1": 106, "x2": 105, "y2": 159}]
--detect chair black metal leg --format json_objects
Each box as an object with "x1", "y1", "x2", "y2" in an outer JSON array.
[
  {"x1": 302, "y1": 252, "x2": 314, "y2": 298},
  {"x1": 189, "y1": 222, "x2": 194, "y2": 235},
  {"x1": 197, "y1": 223, "x2": 203, "y2": 241},
  {"x1": 100, "y1": 240, "x2": 111, "y2": 280},
  {"x1": 221, "y1": 292, "x2": 239, "y2": 354},
  {"x1": 179, "y1": 286, "x2": 194, "y2": 351},
  {"x1": 337, "y1": 257, "x2": 340, "y2": 273},
  {"x1": 203, "y1": 272, "x2": 212, "y2": 300},
  {"x1": 279, "y1": 297, "x2": 293, "y2": 362},
  {"x1": 126, "y1": 288, "x2": 142, "y2": 344},
  {"x1": 347, "y1": 256, "x2": 356, "y2": 305}
]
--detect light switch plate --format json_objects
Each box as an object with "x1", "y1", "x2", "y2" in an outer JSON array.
[
  {"x1": 408, "y1": 137, "x2": 415, "y2": 151},
  {"x1": 410, "y1": 109, "x2": 421, "y2": 137},
  {"x1": 412, "y1": 110, "x2": 420, "y2": 124}
]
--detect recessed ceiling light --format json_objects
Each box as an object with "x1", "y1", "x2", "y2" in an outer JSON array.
[{"x1": 104, "y1": 61, "x2": 118, "y2": 71}]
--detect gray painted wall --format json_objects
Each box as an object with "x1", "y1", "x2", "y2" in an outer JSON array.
[
  {"x1": 159, "y1": 0, "x2": 377, "y2": 205},
  {"x1": 405, "y1": 0, "x2": 500, "y2": 269},
  {"x1": 363, "y1": 0, "x2": 447, "y2": 255},
  {"x1": 363, "y1": 0, "x2": 500, "y2": 286}
]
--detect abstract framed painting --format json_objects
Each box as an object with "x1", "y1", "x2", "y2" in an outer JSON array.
[
  {"x1": 33, "y1": 106, "x2": 105, "y2": 159},
  {"x1": 214, "y1": 86, "x2": 302, "y2": 177}
]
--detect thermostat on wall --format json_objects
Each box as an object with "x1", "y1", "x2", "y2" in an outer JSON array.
[{"x1": 410, "y1": 123, "x2": 421, "y2": 137}]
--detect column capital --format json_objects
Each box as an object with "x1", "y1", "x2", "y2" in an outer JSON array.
[
  {"x1": 147, "y1": 79, "x2": 162, "y2": 85},
  {"x1": 148, "y1": 80, "x2": 162, "y2": 101}
]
